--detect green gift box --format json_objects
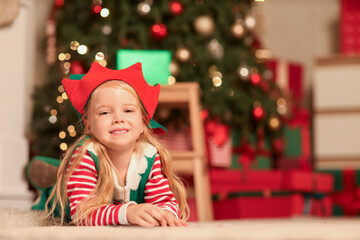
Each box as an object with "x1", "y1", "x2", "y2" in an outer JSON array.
[
  {"x1": 117, "y1": 49, "x2": 171, "y2": 85},
  {"x1": 284, "y1": 126, "x2": 302, "y2": 157}
]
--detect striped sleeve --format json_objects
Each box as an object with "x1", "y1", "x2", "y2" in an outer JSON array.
[
  {"x1": 144, "y1": 154, "x2": 180, "y2": 218},
  {"x1": 66, "y1": 147, "x2": 133, "y2": 226}
]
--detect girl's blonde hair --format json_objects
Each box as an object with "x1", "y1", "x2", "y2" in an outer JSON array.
[{"x1": 46, "y1": 81, "x2": 189, "y2": 225}]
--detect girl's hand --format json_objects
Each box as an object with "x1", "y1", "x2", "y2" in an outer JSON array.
[
  {"x1": 126, "y1": 203, "x2": 166, "y2": 227},
  {"x1": 162, "y1": 210, "x2": 187, "y2": 227},
  {"x1": 126, "y1": 204, "x2": 187, "y2": 227}
]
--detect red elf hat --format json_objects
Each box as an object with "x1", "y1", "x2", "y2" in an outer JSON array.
[{"x1": 61, "y1": 62, "x2": 166, "y2": 134}]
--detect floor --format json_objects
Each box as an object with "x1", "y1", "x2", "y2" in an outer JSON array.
[{"x1": 0, "y1": 209, "x2": 359, "y2": 240}]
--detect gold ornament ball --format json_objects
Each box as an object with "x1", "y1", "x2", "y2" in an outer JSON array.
[
  {"x1": 169, "y1": 60, "x2": 180, "y2": 76},
  {"x1": 175, "y1": 47, "x2": 191, "y2": 62},
  {"x1": 138, "y1": 2, "x2": 151, "y2": 15},
  {"x1": 231, "y1": 23, "x2": 246, "y2": 38},
  {"x1": 194, "y1": 15, "x2": 215, "y2": 36},
  {"x1": 269, "y1": 117, "x2": 281, "y2": 130}
]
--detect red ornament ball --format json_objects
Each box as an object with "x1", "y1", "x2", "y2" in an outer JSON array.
[
  {"x1": 253, "y1": 106, "x2": 265, "y2": 120},
  {"x1": 272, "y1": 138, "x2": 284, "y2": 154},
  {"x1": 70, "y1": 61, "x2": 84, "y2": 74},
  {"x1": 250, "y1": 73, "x2": 261, "y2": 86},
  {"x1": 150, "y1": 23, "x2": 167, "y2": 40},
  {"x1": 56, "y1": 0, "x2": 64, "y2": 7},
  {"x1": 93, "y1": 5, "x2": 102, "y2": 14},
  {"x1": 169, "y1": 1, "x2": 183, "y2": 15}
]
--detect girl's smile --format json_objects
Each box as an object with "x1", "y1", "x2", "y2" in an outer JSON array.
[
  {"x1": 84, "y1": 85, "x2": 144, "y2": 153},
  {"x1": 109, "y1": 128, "x2": 129, "y2": 135}
]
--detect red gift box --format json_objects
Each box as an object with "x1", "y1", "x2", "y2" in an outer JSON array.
[
  {"x1": 341, "y1": 0, "x2": 360, "y2": 54},
  {"x1": 283, "y1": 171, "x2": 334, "y2": 193},
  {"x1": 210, "y1": 169, "x2": 334, "y2": 195},
  {"x1": 266, "y1": 59, "x2": 303, "y2": 99},
  {"x1": 213, "y1": 193, "x2": 304, "y2": 219},
  {"x1": 210, "y1": 169, "x2": 284, "y2": 194}
]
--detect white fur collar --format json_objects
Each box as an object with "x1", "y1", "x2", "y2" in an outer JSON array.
[{"x1": 112, "y1": 142, "x2": 157, "y2": 202}]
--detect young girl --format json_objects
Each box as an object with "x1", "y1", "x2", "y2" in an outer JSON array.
[{"x1": 38, "y1": 62, "x2": 188, "y2": 227}]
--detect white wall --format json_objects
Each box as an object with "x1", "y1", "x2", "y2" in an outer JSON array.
[
  {"x1": 256, "y1": 0, "x2": 340, "y2": 106},
  {"x1": 0, "y1": 0, "x2": 36, "y2": 209}
]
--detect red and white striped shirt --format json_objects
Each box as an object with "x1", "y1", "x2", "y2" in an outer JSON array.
[{"x1": 66, "y1": 147, "x2": 179, "y2": 226}]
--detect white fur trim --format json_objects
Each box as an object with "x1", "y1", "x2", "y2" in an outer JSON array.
[
  {"x1": 87, "y1": 142, "x2": 97, "y2": 155},
  {"x1": 113, "y1": 142, "x2": 158, "y2": 202},
  {"x1": 126, "y1": 142, "x2": 157, "y2": 191}
]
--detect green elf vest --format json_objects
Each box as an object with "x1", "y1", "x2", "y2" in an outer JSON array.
[{"x1": 31, "y1": 137, "x2": 157, "y2": 222}]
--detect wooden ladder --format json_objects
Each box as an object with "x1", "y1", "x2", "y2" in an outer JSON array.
[{"x1": 158, "y1": 82, "x2": 213, "y2": 221}]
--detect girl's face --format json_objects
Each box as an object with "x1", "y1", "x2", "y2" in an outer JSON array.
[{"x1": 84, "y1": 84, "x2": 145, "y2": 153}]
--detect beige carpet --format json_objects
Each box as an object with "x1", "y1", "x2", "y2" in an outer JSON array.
[{"x1": 0, "y1": 209, "x2": 360, "y2": 240}]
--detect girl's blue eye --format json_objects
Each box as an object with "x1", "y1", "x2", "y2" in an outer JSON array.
[
  {"x1": 100, "y1": 111, "x2": 109, "y2": 115},
  {"x1": 125, "y1": 109, "x2": 135, "y2": 113}
]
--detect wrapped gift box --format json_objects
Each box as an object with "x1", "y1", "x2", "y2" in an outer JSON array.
[
  {"x1": 204, "y1": 120, "x2": 233, "y2": 168},
  {"x1": 283, "y1": 171, "x2": 333, "y2": 193},
  {"x1": 117, "y1": 49, "x2": 171, "y2": 85},
  {"x1": 231, "y1": 130, "x2": 272, "y2": 170},
  {"x1": 303, "y1": 194, "x2": 333, "y2": 217},
  {"x1": 210, "y1": 169, "x2": 284, "y2": 194},
  {"x1": 266, "y1": 59, "x2": 303, "y2": 99},
  {"x1": 318, "y1": 169, "x2": 360, "y2": 216},
  {"x1": 210, "y1": 169, "x2": 333, "y2": 195},
  {"x1": 279, "y1": 108, "x2": 311, "y2": 170},
  {"x1": 213, "y1": 193, "x2": 304, "y2": 219},
  {"x1": 341, "y1": 0, "x2": 360, "y2": 54}
]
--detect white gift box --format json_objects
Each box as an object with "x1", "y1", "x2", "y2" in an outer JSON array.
[{"x1": 313, "y1": 56, "x2": 360, "y2": 169}]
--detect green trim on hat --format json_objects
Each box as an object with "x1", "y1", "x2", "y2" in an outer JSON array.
[{"x1": 148, "y1": 119, "x2": 167, "y2": 135}]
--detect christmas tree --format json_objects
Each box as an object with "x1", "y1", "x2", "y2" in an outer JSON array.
[{"x1": 31, "y1": 0, "x2": 286, "y2": 164}]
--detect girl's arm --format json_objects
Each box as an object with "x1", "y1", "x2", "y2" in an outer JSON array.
[
  {"x1": 144, "y1": 154, "x2": 180, "y2": 218},
  {"x1": 67, "y1": 148, "x2": 133, "y2": 226}
]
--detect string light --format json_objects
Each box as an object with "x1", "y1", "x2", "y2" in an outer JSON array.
[
  {"x1": 59, "y1": 131, "x2": 66, "y2": 139},
  {"x1": 238, "y1": 66, "x2": 249, "y2": 78},
  {"x1": 255, "y1": 49, "x2": 272, "y2": 60},
  {"x1": 138, "y1": 3, "x2": 151, "y2": 15},
  {"x1": 49, "y1": 115, "x2": 57, "y2": 124},
  {"x1": 245, "y1": 14, "x2": 256, "y2": 29},
  {"x1": 58, "y1": 53, "x2": 66, "y2": 61},
  {"x1": 95, "y1": 52, "x2": 105, "y2": 61},
  {"x1": 62, "y1": 92, "x2": 68, "y2": 100},
  {"x1": 77, "y1": 45, "x2": 88, "y2": 55},
  {"x1": 65, "y1": 53, "x2": 71, "y2": 60},
  {"x1": 60, "y1": 143, "x2": 68, "y2": 151},
  {"x1": 50, "y1": 109, "x2": 57, "y2": 116},
  {"x1": 277, "y1": 97, "x2": 287, "y2": 115},
  {"x1": 70, "y1": 41, "x2": 80, "y2": 50},
  {"x1": 212, "y1": 77, "x2": 222, "y2": 87},
  {"x1": 168, "y1": 76, "x2": 176, "y2": 85},
  {"x1": 100, "y1": 8, "x2": 110, "y2": 17},
  {"x1": 67, "y1": 125, "x2": 75, "y2": 132},
  {"x1": 58, "y1": 85, "x2": 64, "y2": 93},
  {"x1": 63, "y1": 62, "x2": 71, "y2": 69},
  {"x1": 57, "y1": 96, "x2": 64, "y2": 103}
]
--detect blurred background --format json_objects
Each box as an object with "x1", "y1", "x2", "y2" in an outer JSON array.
[{"x1": 0, "y1": 0, "x2": 359, "y2": 221}]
